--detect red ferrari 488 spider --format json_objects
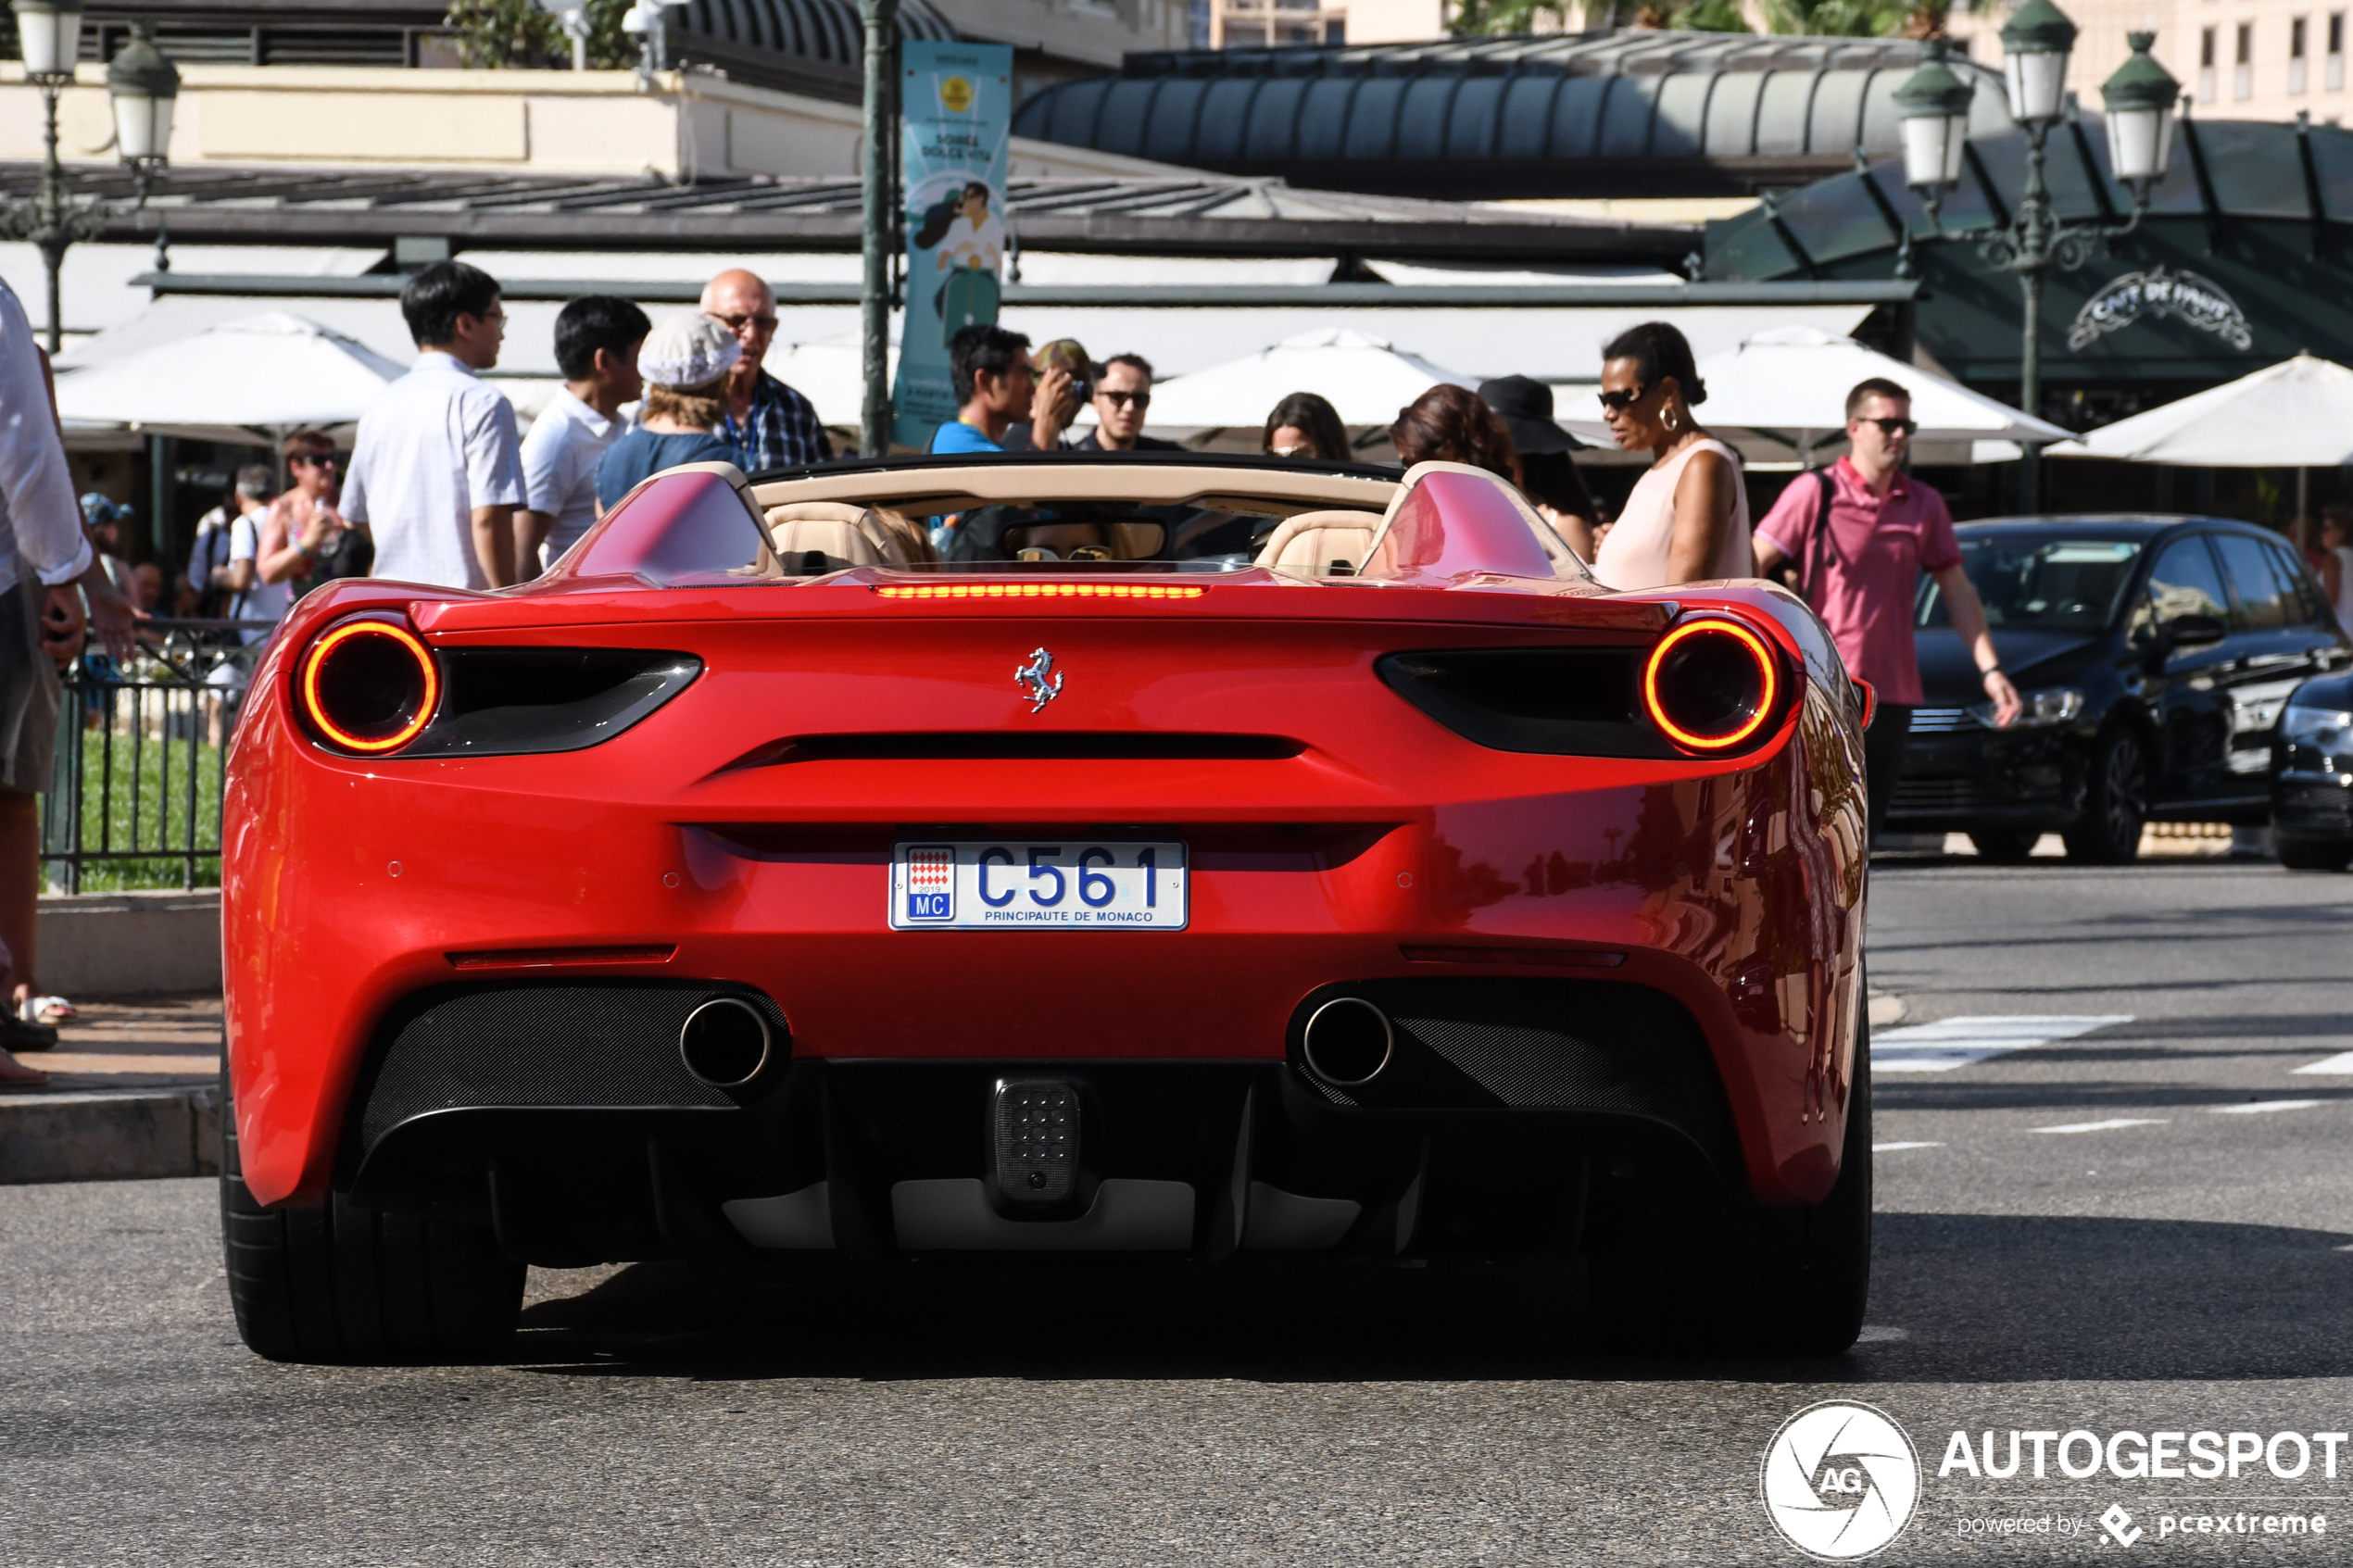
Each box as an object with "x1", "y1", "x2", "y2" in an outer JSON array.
[{"x1": 219, "y1": 453, "x2": 1871, "y2": 1361}]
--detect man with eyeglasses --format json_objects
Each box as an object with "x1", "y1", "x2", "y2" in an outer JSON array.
[
  {"x1": 1754, "y1": 376, "x2": 2020, "y2": 843},
  {"x1": 699, "y1": 270, "x2": 832, "y2": 470},
  {"x1": 1073, "y1": 354, "x2": 1178, "y2": 452},
  {"x1": 341, "y1": 260, "x2": 526, "y2": 590}
]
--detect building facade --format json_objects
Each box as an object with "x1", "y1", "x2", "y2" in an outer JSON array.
[{"x1": 1948, "y1": 0, "x2": 2349, "y2": 129}]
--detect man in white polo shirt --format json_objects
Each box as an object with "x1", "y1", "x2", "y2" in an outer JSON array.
[
  {"x1": 340, "y1": 260, "x2": 526, "y2": 589},
  {"x1": 516, "y1": 294, "x2": 648, "y2": 576}
]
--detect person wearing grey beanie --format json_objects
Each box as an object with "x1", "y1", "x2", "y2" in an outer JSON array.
[{"x1": 593, "y1": 315, "x2": 749, "y2": 511}]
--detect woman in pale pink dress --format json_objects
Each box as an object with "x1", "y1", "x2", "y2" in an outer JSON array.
[{"x1": 1591, "y1": 322, "x2": 1752, "y2": 590}]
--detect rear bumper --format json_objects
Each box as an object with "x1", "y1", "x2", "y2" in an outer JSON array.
[
  {"x1": 344, "y1": 978, "x2": 1746, "y2": 1262},
  {"x1": 225, "y1": 646, "x2": 1868, "y2": 1212}
]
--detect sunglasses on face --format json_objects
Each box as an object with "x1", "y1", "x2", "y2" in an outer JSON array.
[
  {"x1": 1099, "y1": 390, "x2": 1151, "y2": 408},
  {"x1": 712, "y1": 311, "x2": 779, "y2": 333},
  {"x1": 1860, "y1": 416, "x2": 1919, "y2": 436},
  {"x1": 1596, "y1": 385, "x2": 1649, "y2": 413}
]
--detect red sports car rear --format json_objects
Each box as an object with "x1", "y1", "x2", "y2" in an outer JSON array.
[{"x1": 219, "y1": 455, "x2": 1872, "y2": 1362}]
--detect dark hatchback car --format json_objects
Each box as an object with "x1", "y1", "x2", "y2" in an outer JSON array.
[
  {"x1": 1895, "y1": 517, "x2": 2351, "y2": 862},
  {"x1": 2271, "y1": 672, "x2": 2353, "y2": 870}
]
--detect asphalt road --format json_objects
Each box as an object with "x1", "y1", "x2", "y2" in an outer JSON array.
[{"x1": 6, "y1": 858, "x2": 2353, "y2": 1565}]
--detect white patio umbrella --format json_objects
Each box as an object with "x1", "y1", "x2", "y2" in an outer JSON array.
[
  {"x1": 1686, "y1": 326, "x2": 2069, "y2": 466},
  {"x1": 2058, "y1": 354, "x2": 2353, "y2": 466},
  {"x1": 2051, "y1": 353, "x2": 2353, "y2": 516},
  {"x1": 52, "y1": 310, "x2": 409, "y2": 444},
  {"x1": 1131, "y1": 327, "x2": 1474, "y2": 434}
]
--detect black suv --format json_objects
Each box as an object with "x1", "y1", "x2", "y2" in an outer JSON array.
[{"x1": 1895, "y1": 517, "x2": 2351, "y2": 863}]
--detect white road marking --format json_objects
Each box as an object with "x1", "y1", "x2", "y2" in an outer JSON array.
[
  {"x1": 2294, "y1": 1050, "x2": 2353, "y2": 1075},
  {"x1": 2208, "y1": 1099, "x2": 2325, "y2": 1115},
  {"x1": 2030, "y1": 1117, "x2": 2171, "y2": 1135},
  {"x1": 1873, "y1": 1014, "x2": 2133, "y2": 1073},
  {"x1": 1873, "y1": 1141, "x2": 1944, "y2": 1151}
]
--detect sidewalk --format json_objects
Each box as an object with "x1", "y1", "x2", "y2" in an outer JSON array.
[{"x1": 0, "y1": 996, "x2": 221, "y2": 1184}]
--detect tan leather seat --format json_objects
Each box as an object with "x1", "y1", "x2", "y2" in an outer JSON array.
[
  {"x1": 1252, "y1": 509, "x2": 1385, "y2": 575},
  {"x1": 763, "y1": 501, "x2": 916, "y2": 573}
]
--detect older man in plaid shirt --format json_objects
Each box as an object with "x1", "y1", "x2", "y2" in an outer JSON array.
[{"x1": 701, "y1": 269, "x2": 833, "y2": 471}]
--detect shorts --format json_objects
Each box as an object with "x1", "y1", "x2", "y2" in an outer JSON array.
[{"x1": 0, "y1": 573, "x2": 61, "y2": 795}]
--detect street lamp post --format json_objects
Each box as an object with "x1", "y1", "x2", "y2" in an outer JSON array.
[
  {"x1": 1895, "y1": 11, "x2": 2181, "y2": 511},
  {"x1": 5, "y1": 5, "x2": 179, "y2": 353}
]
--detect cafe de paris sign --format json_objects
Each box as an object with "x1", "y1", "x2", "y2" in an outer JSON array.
[{"x1": 2067, "y1": 265, "x2": 2255, "y2": 353}]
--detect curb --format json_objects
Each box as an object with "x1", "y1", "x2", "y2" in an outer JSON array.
[{"x1": 0, "y1": 1084, "x2": 220, "y2": 1185}]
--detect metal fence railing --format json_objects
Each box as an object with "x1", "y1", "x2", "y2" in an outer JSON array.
[{"x1": 41, "y1": 620, "x2": 276, "y2": 894}]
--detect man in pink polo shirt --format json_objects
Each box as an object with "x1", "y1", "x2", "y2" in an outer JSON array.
[{"x1": 1755, "y1": 376, "x2": 2020, "y2": 844}]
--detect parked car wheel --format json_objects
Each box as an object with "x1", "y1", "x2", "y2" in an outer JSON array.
[
  {"x1": 2063, "y1": 726, "x2": 2148, "y2": 864},
  {"x1": 2275, "y1": 835, "x2": 2353, "y2": 872},
  {"x1": 1968, "y1": 828, "x2": 2040, "y2": 862},
  {"x1": 1588, "y1": 1006, "x2": 1870, "y2": 1355},
  {"x1": 220, "y1": 1060, "x2": 523, "y2": 1364}
]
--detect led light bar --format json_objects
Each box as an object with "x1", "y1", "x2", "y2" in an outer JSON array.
[{"x1": 873, "y1": 583, "x2": 1207, "y2": 600}]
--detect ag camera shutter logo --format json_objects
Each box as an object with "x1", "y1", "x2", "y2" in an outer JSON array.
[{"x1": 1760, "y1": 1400, "x2": 1922, "y2": 1560}]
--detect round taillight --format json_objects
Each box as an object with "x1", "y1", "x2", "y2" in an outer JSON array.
[
  {"x1": 1642, "y1": 618, "x2": 1780, "y2": 752},
  {"x1": 297, "y1": 618, "x2": 439, "y2": 753}
]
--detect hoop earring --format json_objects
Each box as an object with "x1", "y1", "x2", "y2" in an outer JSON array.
[{"x1": 1664, "y1": 405, "x2": 1679, "y2": 433}]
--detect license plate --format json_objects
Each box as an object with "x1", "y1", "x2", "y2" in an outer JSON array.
[{"x1": 889, "y1": 840, "x2": 1188, "y2": 931}]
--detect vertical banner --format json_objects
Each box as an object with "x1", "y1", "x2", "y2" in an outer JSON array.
[{"x1": 890, "y1": 40, "x2": 1013, "y2": 450}]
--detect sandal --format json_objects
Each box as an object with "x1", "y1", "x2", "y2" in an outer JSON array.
[{"x1": 19, "y1": 994, "x2": 73, "y2": 1024}]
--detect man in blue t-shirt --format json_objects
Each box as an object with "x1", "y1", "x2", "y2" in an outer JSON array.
[{"x1": 931, "y1": 325, "x2": 1072, "y2": 454}]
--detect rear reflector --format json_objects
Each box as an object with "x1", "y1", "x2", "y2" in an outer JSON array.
[
  {"x1": 874, "y1": 583, "x2": 1206, "y2": 600},
  {"x1": 1401, "y1": 946, "x2": 1627, "y2": 968},
  {"x1": 447, "y1": 944, "x2": 678, "y2": 970}
]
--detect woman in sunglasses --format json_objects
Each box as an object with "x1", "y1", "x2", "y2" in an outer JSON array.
[
  {"x1": 254, "y1": 430, "x2": 367, "y2": 622},
  {"x1": 1591, "y1": 321, "x2": 1751, "y2": 590}
]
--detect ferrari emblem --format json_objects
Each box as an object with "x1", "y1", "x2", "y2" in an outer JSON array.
[{"x1": 1015, "y1": 647, "x2": 1064, "y2": 712}]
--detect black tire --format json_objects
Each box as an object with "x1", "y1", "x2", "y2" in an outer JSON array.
[
  {"x1": 1968, "y1": 827, "x2": 2040, "y2": 863},
  {"x1": 2063, "y1": 726, "x2": 2148, "y2": 864},
  {"x1": 1589, "y1": 1005, "x2": 1871, "y2": 1355},
  {"x1": 220, "y1": 1059, "x2": 523, "y2": 1363},
  {"x1": 2276, "y1": 834, "x2": 2353, "y2": 872}
]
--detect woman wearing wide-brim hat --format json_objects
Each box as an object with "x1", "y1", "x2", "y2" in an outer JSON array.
[{"x1": 1478, "y1": 375, "x2": 1599, "y2": 559}]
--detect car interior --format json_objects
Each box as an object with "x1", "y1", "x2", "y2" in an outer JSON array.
[{"x1": 568, "y1": 459, "x2": 1588, "y2": 588}]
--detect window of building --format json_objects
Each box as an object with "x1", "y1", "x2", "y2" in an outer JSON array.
[
  {"x1": 2294, "y1": 17, "x2": 2309, "y2": 93},
  {"x1": 2331, "y1": 12, "x2": 2346, "y2": 91},
  {"x1": 2237, "y1": 22, "x2": 2255, "y2": 98},
  {"x1": 2201, "y1": 26, "x2": 2219, "y2": 101}
]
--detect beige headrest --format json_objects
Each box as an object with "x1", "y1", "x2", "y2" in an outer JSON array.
[
  {"x1": 1253, "y1": 509, "x2": 1385, "y2": 575},
  {"x1": 765, "y1": 500, "x2": 911, "y2": 572}
]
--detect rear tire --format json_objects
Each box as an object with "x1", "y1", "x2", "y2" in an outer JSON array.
[
  {"x1": 1968, "y1": 828, "x2": 2040, "y2": 863},
  {"x1": 220, "y1": 1060, "x2": 522, "y2": 1363},
  {"x1": 2276, "y1": 835, "x2": 2353, "y2": 872},
  {"x1": 2063, "y1": 726, "x2": 2147, "y2": 864},
  {"x1": 1588, "y1": 1004, "x2": 1871, "y2": 1355}
]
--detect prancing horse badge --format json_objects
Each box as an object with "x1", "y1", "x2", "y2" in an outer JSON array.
[{"x1": 1015, "y1": 647, "x2": 1064, "y2": 712}]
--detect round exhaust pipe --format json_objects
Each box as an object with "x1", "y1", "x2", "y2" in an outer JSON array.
[
  {"x1": 678, "y1": 997, "x2": 774, "y2": 1087},
  {"x1": 1301, "y1": 997, "x2": 1393, "y2": 1086}
]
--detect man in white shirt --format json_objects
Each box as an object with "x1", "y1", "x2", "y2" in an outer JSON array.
[
  {"x1": 0, "y1": 278, "x2": 135, "y2": 1085},
  {"x1": 339, "y1": 260, "x2": 526, "y2": 590},
  {"x1": 182, "y1": 465, "x2": 270, "y2": 618},
  {"x1": 517, "y1": 295, "x2": 648, "y2": 576}
]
